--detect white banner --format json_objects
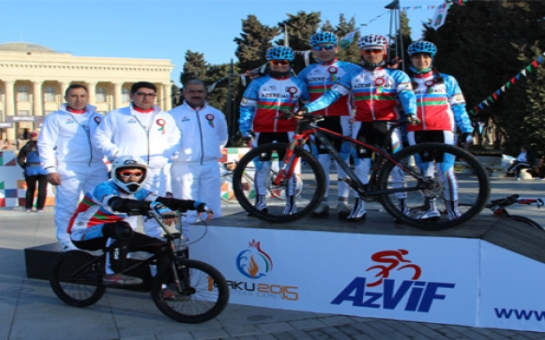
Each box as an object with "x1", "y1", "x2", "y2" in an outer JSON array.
[
  {"x1": 189, "y1": 225, "x2": 480, "y2": 326},
  {"x1": 479, "y1": 242, "x2": 545, "y2": 332}
]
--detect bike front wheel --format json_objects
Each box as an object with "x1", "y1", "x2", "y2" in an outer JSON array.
[
  {"x1": 377, "y1": 142, "x2": 490, "y2": 230},
  {"x1": 151, "y1": 259, "x2": 229, "y2": 323},
  {"x1": 49, "y1": 250, "x2": 106, "y2": 307},
  {"x1": 232, "y1": 142, "x2": 326, "y2": 223}
]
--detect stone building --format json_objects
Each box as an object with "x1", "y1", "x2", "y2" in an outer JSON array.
[{"x1": 0, "y1": 42, "x2": 174, "y2": 141}]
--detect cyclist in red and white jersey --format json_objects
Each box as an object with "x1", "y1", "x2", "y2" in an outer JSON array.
[
  {"x1": 298, "y1": 32, "x2": 362, "y2": 218},
  {"x1": 406, "y1": 41, "x2": 473, "y2": 220}
]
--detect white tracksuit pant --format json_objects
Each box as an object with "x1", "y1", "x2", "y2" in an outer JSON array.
[{"x1": 171, "y1": 160, "x2": 221, "y2": 238}]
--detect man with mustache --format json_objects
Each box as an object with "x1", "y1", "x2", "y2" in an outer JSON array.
[{"x1": 169, "y1": 79, "x2": 228, "y2": 238}]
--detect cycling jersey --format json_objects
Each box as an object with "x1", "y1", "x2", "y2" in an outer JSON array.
[
  {"x1": 409, "y1": 71, "x2": 473, "y2": 134},
  {"x1": 305, "y1": 67, "x2": 416, "y2": 122},
  {"x1": 297, "y1": 59, "x2": 362, "y2": 117},
  {"x1": 239, "y1": 75, "x2": 310, "y2": 134}
]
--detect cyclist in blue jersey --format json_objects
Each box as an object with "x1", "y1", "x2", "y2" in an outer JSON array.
[
  {"x1": 239, "y1": 46, "x2": 310, "y2": 216},
  {"x1": 67, "y1": 156, "x2": 213, "y2": 286},
  {"x1": 298, "y1": 34, "x2": 417, "y2": 222},
  {"x1": 406, "y1": 41, "x2": 474, "y2": 220},
  {"x1": 298, "y1": 32, "x2": 362, "y2": 218}
]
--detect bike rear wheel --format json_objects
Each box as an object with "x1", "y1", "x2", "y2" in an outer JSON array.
[
  {"x1": 232, "y1": 142, "x2": 326, "y2": 223},
  {"x1": 377, "y1": 143, "x2": 490, "y2": 230},
  {"x1": 49, "y1": 250, "x2": 106, "y2": 307},
  {"x1": 151, "y1": 259, "x2": 229, "y2": 323},
  {"x1": 509, "y1": 215, "x2": 545, "y2": 231},
  {"x1": 221, "y1": 172, "x2": 253, "y2": 203}
]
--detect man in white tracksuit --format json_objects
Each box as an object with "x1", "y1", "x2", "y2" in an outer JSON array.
[
  {"x1": 170, "y1": 79, "x2": 228, "y2": 238},
  {"x1": 38, "y1": 84, "x2": 109, "y2": 251},
  {"x1": 93, "y1": 81, "x2": 181, "y2": 238}
]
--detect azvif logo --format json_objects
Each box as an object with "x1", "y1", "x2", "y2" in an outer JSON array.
[
  {"x1": 331, "y1": 249, "x2": 455, "y2": 313},
  {"x1": 236, "y1": 239, "x2": 273, "y2": 279}
]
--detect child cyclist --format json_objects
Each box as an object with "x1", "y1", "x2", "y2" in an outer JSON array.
[{"x1": 67, "y1": 156, "x2": 213, "y2": 286}]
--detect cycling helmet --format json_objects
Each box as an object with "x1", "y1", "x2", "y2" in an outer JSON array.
[
  {"x1": 357, "y1": 34, "x2": 389, "y2": 51},
  {"x1": 309, "y1": 32, "x2": 338, "y2": 46},
  {"x1": 407, "y1": 41, "x2": 437, "y2": 58},
  {"x1": 266, "y1": 46, "x2": 294, "y2": 62},
  {"x1": 111, "y1": 156, "x2": 148, "y2": 194}
]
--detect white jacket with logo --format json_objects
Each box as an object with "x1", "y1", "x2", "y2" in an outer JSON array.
[
  {"x1": 93, "y1": 104, "x2": 180, "y2": 169},
  {"x1": 38, "y1": 104, "x2": 105, "y2": 174},
  {"x1": 170, "y1": 101, "x2": 228, "y2": 164}
]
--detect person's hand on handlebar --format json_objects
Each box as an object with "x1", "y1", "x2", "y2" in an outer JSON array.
[
  {"x1": 407, "y1": 114, "x2": 421, "y2": 126},
  {"x1": 294, "y1": 107, "x2": 309, "y2": 120},
  {"x1": 150, "y1": 201, "x2": 178, "y2": 226},
  {"x1": 195, "y1": 202, "x2": 214, "y2": 221}
]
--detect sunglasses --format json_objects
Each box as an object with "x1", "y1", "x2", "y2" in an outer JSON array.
[
  {"x1": 362, "y1": 49, "x2": 383, "y2": 55},
  {"x1": 270, "y1": 60, "x2": 290, "y2": 66},
  {"x1": 118, "y1": 170, "x2": 144, "y2": 179},
  {"x1": 312, "y1": 44, "x2": 335, "y2": 51}
]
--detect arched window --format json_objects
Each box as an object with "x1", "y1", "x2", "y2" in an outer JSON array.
[
  {"x1": 18, "y1": 86, "x2": 29, "y2": 102},
  {"x1": 45, "y1": 87, "x2": 56, "y2": 102},
  {"x1": 96, "y1": 87, "x2": 106, "y2": 103},
  {"x1": 122, "y1": 88, "x2": 130, "y2": 102}
]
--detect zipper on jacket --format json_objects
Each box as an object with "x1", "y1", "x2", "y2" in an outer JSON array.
[{"x1": 196, "y1": 109, "x2": 204, "y2": 165}]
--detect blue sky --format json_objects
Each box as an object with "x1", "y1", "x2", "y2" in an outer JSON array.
[{"x1": 1, "y1": 0, "x2": 440, "y2": 85}]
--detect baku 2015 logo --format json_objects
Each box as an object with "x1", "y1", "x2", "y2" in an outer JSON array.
[{"x1": 236, "y1": 239, "x2": 273, "y2": 279}]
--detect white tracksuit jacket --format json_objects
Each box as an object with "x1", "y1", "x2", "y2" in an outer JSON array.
[
  {"x1": 38, "y1": 103, "x2": 108, "y2": 249},
  {"x1": 170, "y1": 101, "x2": 228, "y2": 237},
  {"x1": 93, "y1": 103, "x2": 181, "y2": 237}
]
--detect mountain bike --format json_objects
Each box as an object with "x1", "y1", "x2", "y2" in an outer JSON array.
[
  {"x1": 220, "y1": 160, "x2": 303, "y2": 203},
  {"x1": 49, "y1": 210, "x2": 229, "y2": 323},
  {"x1": 232, "y1": 112, "x2": 490, "y2": 230},
  {"x1": 485, "y1": 194, "x2": 545, "y2": 231}
]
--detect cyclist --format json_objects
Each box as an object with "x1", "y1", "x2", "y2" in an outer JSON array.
[
  {"x1": 239, "y1": 46, "x2": 310, "y2": 216},
  {"x1": 67, "y1": 156, "x2": 213, "y2": 286},
  {"x1": 297, "y1": 32, "x2": 363, "y2": 218},
  {"x1": 298, "y1": 34, "x2": 417, "y2": 222},
  {"x1": 406, "y1": 41, "x2": 473, "y2": 220}
]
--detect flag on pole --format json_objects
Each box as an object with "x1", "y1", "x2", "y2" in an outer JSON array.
[{"x1": 430, "y1": 3, "x2": 450, "y2": 30}]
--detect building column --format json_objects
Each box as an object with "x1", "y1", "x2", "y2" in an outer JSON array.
[
  {"x1": 60, "y1": 82, "x2": 70, "y2": 102},
  {"x1": 3, "y1": 80, "x2": 15, "y2": 140},
  {"x1": 113, "y1": 83, "x2": 122, "y2": 109},
  {"x1": 163, "y1": 83, "x2": 172, "y2": 111},
  {"x1": 32, "y1": 81, "x2": 43, "y2": 117},
  {"x1": 86, "y1": 82, "x2": 97, "y2": 105}
]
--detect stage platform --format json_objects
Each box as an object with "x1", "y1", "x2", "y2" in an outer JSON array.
[{"x1": 24, "y1": 209, "x2": 545, "y2": 332}]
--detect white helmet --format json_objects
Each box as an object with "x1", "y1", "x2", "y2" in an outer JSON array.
[
  {"x1": 357, "y1": 34, "x2": 389, "y2": 52},
  {"x1": 111, "y1": 156, "x2": 148, "y2": 194}
]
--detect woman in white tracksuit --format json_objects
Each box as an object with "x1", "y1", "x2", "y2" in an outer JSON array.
[
  {"x1": 93, "y1": 82, "x2": 180, "y2": 238},
  {"x1": 170, "y1": 79, "x2": 228, "y2": 238},
  {"x1": 38, "y1": 84, "x2": 109, "y2": 251}
]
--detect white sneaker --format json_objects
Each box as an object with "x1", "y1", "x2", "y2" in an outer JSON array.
[
  {"x1": 418, "y1": 208, "x2": 441, "y2": 221},
  {"x1": 516, "y1": 177, "x2": 521, "y2": 181},
  {"x1": 283, "y1": 196, "x2": 297, "y2": 215},
  {"x1": 311, "y1": 202, "x2": 329, "y2": 217},
  {"x1": 347, "y1": 198, "x2": 366, "y2": 221}
]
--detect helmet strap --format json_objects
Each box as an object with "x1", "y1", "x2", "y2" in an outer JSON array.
[
  {"x1": 362, "y1": 60, "x2": 386, "y2": 71},
  {"x1": 270, "y1": 70, "x2": 291, "y2": 79}
]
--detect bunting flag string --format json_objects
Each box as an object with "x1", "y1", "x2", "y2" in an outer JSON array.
[{"x1": 467, "y1": 53, "x2": 545, "y2": 116}]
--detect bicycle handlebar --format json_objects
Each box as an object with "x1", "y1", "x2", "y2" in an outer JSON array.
[
  {"x1": 486, "y1": 194, "x2": 545, "y2": 209},
  {"x1": 277, "y1": 110, "x2": 413, "y2": 127}
]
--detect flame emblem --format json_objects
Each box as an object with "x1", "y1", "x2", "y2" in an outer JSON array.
[{"x1": 236, "y1": 239, "x2": 273, "y2": 279}]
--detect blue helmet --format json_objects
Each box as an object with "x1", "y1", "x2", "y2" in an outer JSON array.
[
  {"x1": 408, "y1": 41, "x2": 437, "y2": 58},
  {"x1": 309, "y1": 32, "x2": 338, "y2": 46},
  {"x1": 266, "y1": 46, "x2": 294, "y2": 61}
]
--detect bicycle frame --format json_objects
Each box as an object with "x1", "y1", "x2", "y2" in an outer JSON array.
[{"x1": 274, "y1": 118, "x2": 425, "y2": 198}]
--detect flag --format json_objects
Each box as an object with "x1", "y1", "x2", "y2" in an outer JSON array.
[{"x1": 430, "y1": 4, "x2": 449, "y2": 30}]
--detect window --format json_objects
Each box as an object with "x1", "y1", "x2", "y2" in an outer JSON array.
[
  {"x1": 18, "y1": 110, "x2": 29, "y2": 116},
  {"x1": 18, "y1": 86, "x2": 29, "y2": 102},
  {"x1": 45, "y1": 87, "x2": 56, "y2": 102},
  {"x1": 96, "y1": 87, "x2": 106, "y2": 102},
  {"x1": 122, "y1": 88, "x2": 130, "y2": 102}
]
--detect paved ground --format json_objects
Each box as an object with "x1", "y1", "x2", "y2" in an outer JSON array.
[{"x1": 2, "y1": 176, "x2": 545, "y2": 339}]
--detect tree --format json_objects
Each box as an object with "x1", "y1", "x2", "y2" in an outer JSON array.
[
  {"x1": 277, "y1": 11, "x2": 321, "y2": 73},
  {"x1": 322, "y1": 14, "x2": 360, "y2": 64},
  {"x1": 179, "y1": 50, "x2": 210, "y2": 86},
  {"x1": 234, "y1": 15, "x2": 279, "y2": 72},
  {"x1": 421, "y1": 0, "x2": 545, "y2": 151}
]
